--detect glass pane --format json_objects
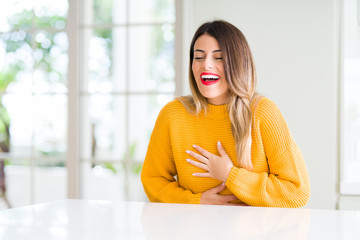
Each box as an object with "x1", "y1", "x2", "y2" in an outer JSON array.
[
  {"x1": 0, "y1": 31, "x2": 33, "y2": 94},
  {"x1": 2, "y1": 93, "x2": 33, "y2": 157},
  {"x1": 34, "y1": 0, "x2": 68, "y2": 29},
  {"x1": 112, "y1": 28, "x2": 127, "y2": 92},
  {"x1": 80, "y1": 94, "x2": 126, "y2": 161},
  {"x1": 92, "y1": 0, "x2": 114, "y2": 25},
  {"x1": 6, "y1": 164, "x2": 32, "y2": 208},
  {"x1": 91, "y1": 0, "x2": 126, "y2": 25},
  {"x1": 34, "y1": 166, "x2": 66, "y2": 203},
  {"x1": 0, "y1": 1, "x2": 33, "y2": 32},
  {"x1": 343, "y1": 0, "x2": 360, "y2": 184},
  {"x1": 82, "y1": 162, "x2": 126, "y2": 201},
  {"x1": 128, "y1": 25, "x2": 175, "y2": 92},
  {"x1": 128, "y1": 94, "x2": 173, "y2": 161},
  {"x1": 33, "y1": 95, "x2": 67, "y2": 160},
  {"x1": 1, "y1": 0, "x2": 67, "y2": 31},
  {"x1": 34, "y1": 31, "x2": 68, "y2": 93},
  {"x1": 129, "y1": 0, "x2": 175, "y2": 23},
  {"x1": 128, "y1": 162, "x2": 147, "y2": 201},
  {"x1": 84, "y1": 29, "x2": 126, "y2": 93},
  {"x1": 90, "y1": 0, "x2": 174, "y2": 25}
]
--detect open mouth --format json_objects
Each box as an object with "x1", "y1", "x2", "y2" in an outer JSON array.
[{"x1": 200, "y1": 73, "x2": 220, "y2": 86}]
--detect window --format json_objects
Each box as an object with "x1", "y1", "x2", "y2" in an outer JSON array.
[
  {"x1": 0, "y1": 0, "x2": 176, "y2": 208},
  {"x1": 78, "y1": 0, "x2": 175, "y2": 201},
  {"x1": 0, "y1": 0, "x2": 68, "y2": 207},
  {"x1": 341, "y1": 0, "x2": 360, "y2": 195}
]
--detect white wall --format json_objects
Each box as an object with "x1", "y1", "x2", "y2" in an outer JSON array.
[{"x1": 181, "y1": 0, "x2": 340, "y2": 209}]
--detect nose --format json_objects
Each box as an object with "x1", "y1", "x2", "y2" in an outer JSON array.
[{"x1": 203, "y1": 56, "x2": 214, "y2": 69}]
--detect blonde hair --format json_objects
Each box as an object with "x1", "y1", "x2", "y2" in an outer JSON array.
[{"x1": 178, "y1": 20, "x2": 260, "y2": 171}]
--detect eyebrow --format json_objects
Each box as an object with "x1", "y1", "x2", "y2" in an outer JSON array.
[{"x1": 194, "y1": 49, "x2": 222, "y2": 53}]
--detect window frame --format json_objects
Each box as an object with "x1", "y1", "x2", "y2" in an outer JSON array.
[{"x1": 67, "y1": 0, "x2": 180, "y2": 200}]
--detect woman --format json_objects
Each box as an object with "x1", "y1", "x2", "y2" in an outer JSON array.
[{"x1": 141, "y1": 20, "x2": 310, "y2": 207}]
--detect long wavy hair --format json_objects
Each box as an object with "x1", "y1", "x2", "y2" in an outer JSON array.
[{"x1": 178, "y1": 20, "x2": 259, "y2": 171}]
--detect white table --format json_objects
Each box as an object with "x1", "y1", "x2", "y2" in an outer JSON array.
[{"x1": 0, "y1": 199, "x2": 360, "y2": 239}]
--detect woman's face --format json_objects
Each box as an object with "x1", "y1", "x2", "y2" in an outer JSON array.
[{"x1": 192, "y1": 34, "x2": 229, "y2": 105}]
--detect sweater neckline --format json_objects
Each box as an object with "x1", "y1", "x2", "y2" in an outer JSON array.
[{"x1": 204, "y1": 103, "x2": 229, "y2": 119}]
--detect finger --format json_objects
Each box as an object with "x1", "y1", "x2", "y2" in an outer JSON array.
[
  {"x1": 217, "y1": 141, "x2": 229, "y2": 157},
  {"x1": 222, "y1": 194, "x2": 238, "y2": 202},
  {"x1": 192, "y1": 145, "x2": 214, "y2": 159},
  {"x1": 186, "y1": 150, "x2": 208, "y2": 163},
  {"x1": 227, "y1": 203, "x2": 249, "y2": 206},
  {"x1": 209, "y1": 182, "x2": 226, "y2": 193},
  {"x1": 192, "y1": 172, "x2": 211, "y2": 178},
  {"x1": 186, "y1": 159, "x2": 209, "y2": 171}
]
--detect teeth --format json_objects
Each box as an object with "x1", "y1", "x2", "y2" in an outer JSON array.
[{"x1": 201, "y1": 75, "x2": 219, "y2": 80}]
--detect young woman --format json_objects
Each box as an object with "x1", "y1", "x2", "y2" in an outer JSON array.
[{"x1": 141, "y1": 20, "x2": 310, "y2": 207}]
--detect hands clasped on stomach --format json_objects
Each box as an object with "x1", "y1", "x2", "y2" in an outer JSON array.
[{"x1": 186, "y1": 141, "x2": 247, "y2": 206}]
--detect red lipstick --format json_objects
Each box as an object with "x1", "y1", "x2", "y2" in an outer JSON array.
[{"x1": 200, "y1": 72, "x2": 220, "y2": 86}]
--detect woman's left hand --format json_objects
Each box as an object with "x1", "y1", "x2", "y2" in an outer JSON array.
[{"x1": 186, "y1": 141, "x2": 233, "y2": 182}]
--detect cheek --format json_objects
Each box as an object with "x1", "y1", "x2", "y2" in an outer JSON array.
[
  {"x1": 192, "y1": 63, "x2": 200, "y2": 79},
  {"x1": 191, "y1": 62, "x2": 197, "y2": 73},
  {"x1": 222, "y1": 81, "x2": 230, "y2": 94},
  {"x1": 217, "y1": 63, "x2": 225, "y2": 76}
]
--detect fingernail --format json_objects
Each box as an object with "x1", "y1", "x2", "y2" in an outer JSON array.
[
  {"x1": 186, "y1": 150, "x2": 190, "y2": 154},
  {"x1": 192, "y1": 173, "x2": 197, "y2": 176},
  {"x1": 186, "y1": 159, "x2": 190, "y2": 163},
  {"x1": 218, "y1": 141, "x2": 221, "y2": 146},
  {"x1": 192, "y1": 144, "x2": 197, "y2": 148}
]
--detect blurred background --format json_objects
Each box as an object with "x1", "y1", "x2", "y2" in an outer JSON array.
[{"x1": 0, "y1": 0, "x2": 359, "y2": 210}]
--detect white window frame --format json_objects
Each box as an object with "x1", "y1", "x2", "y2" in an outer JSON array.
[
  {"x1": 66, "y1": 0, "x2": 181, "y2": 199},
  {"x1": 67, "y1": 0, "x2": 81, "y2": 198}
]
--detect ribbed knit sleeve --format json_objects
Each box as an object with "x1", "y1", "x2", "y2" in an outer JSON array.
[
  {"x1": 225, "y1": 98, "x2": 311, "y2": 208},
  {"x1": 141, "y1": 102, "x2": 201, "y2": 204}
]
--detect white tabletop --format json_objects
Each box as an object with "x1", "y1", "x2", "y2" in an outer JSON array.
[{"x1": 0, "y1": 199, "x2": 360, "y2": 240}]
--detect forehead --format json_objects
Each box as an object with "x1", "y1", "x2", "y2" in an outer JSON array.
[{"x1": 194, "y1": 34, "x2": 221, "y2": 51}]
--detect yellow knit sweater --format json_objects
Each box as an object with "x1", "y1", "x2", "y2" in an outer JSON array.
[{"x1": 141, "y1": 97, "x2": 310, "y2": 208}]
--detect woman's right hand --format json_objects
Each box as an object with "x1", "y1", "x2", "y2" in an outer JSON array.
[{"x1": 200, "y1": 183, "x2": 247, "y2": 206}]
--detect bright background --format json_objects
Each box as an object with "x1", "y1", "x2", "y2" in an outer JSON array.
[{"x1": 0, "y1": 0, "x2": 359, "y2": 210}]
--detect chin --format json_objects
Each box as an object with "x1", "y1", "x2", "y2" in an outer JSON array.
[{"x1": 200, "y1": 91, "x2": 219, "y2": 99}]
